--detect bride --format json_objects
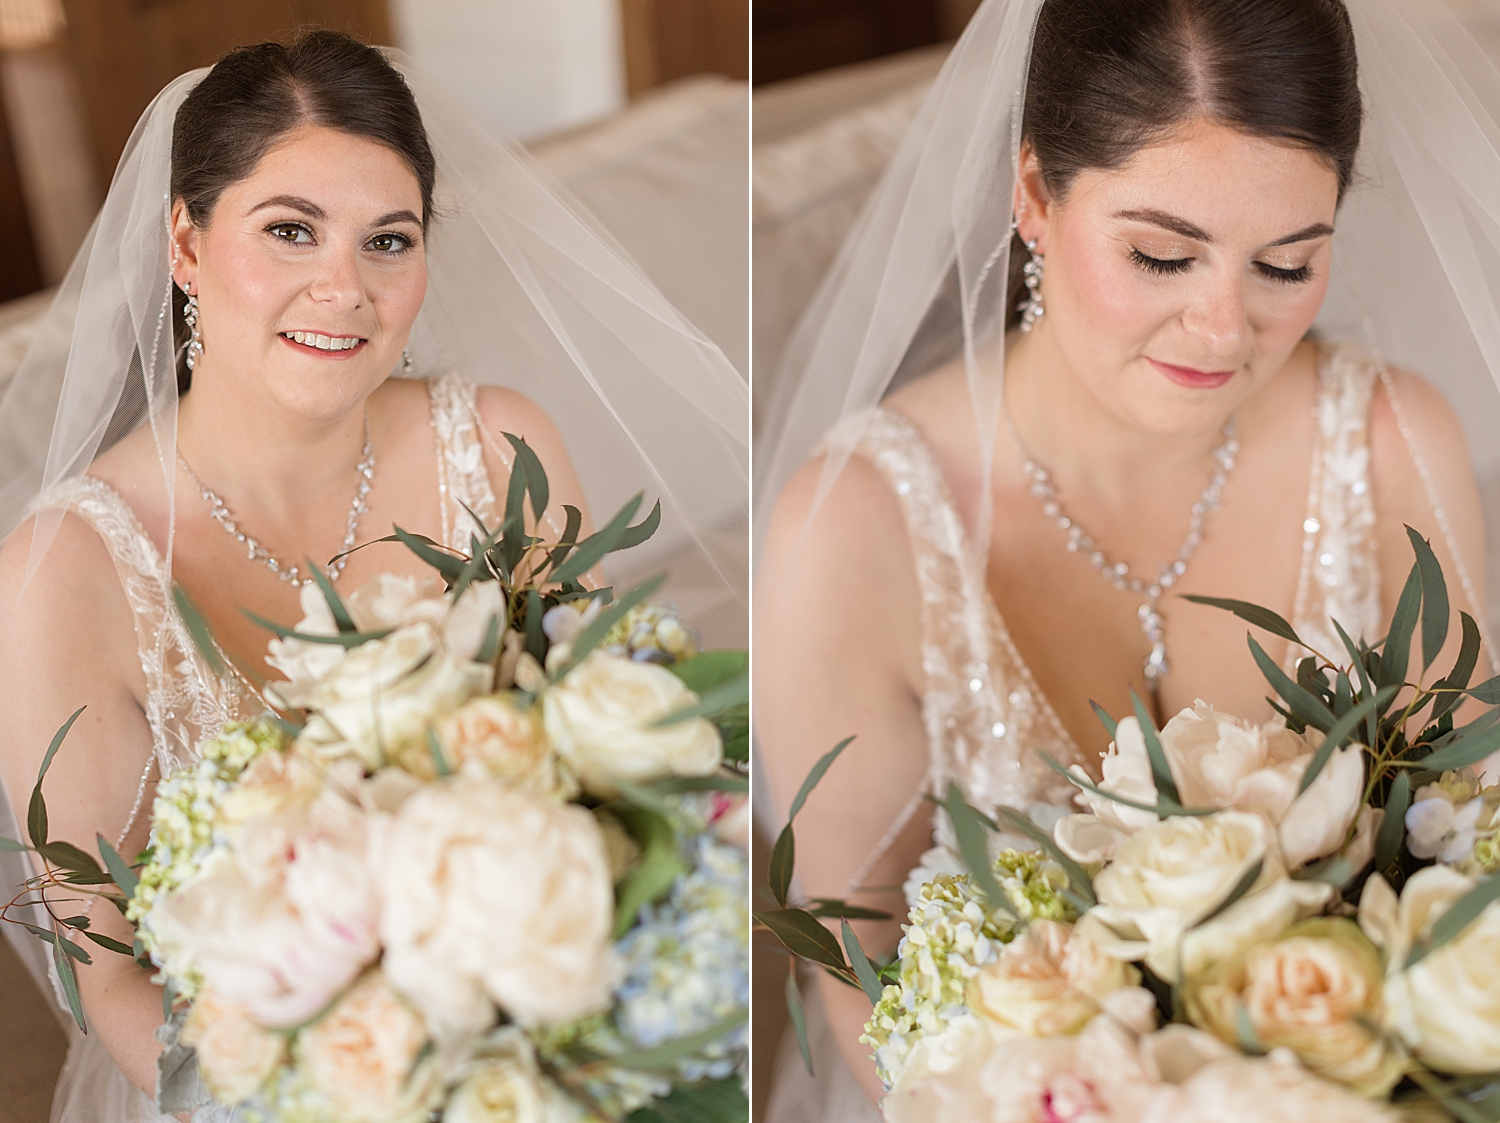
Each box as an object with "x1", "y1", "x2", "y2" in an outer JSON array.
[
  {"x1": 755, "y1": 0, "x2": 1500, "y2": 1117},
  {"x1": 0, "y1": 28, "x2": 746, "y2": 1123}
]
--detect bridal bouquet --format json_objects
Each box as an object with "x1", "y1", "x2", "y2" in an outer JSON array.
[
  {"x1": 6, "y1": 436, "x2": 749, "y2": 1123},
  {"x1": 762, "y1": 529, "x2": 1500, "y2": 1122}
]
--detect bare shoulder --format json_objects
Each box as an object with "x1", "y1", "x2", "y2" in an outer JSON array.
[
  {"x1": 471, "y1": 385, "x2": 567, "y2": 454},
  {"x1": 1368, "y1": 364, "x2": 1476, "y2": 505}
]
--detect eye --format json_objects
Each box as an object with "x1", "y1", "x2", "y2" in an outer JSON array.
[
  {"x1": 1129, "y1": 248, "x2": 1193, "y2": 276},
  {"x1": 1254, "y1": 261, "x2": 1313, "y2": 285},
  {"x1": 267, "y1": 221, "x2": 314, "y2": 245},
  {"x1": 366, "y1": 232, "x2": 414, "y2": 255}
]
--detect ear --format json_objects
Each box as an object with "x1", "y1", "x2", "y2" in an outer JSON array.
[
  {"x1": 169, "y1": 200, "x2": 200, "y2": 294},
  {"x1": 1012, "y1": 144, "x2": 1052, "y2": 253}
]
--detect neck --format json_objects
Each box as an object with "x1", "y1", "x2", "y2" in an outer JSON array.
[
  {"x1": 1000, "y1": 327, "x2": 1230, "y2": 507},
  {"x1": 174, "y1": 365, "x2": 369, "y2": 522}
]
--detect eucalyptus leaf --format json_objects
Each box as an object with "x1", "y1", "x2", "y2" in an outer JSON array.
[
  {"x1": 769, "y1": 824, "x2": 795, "y2": 908},
  {"x1": 606, "y1": 1010, "x2": 746, "y2": 1071},
  {"x1": 1089, "y1": 700, "x2": 1117, "y2": 740},
  {"x1": 994, "y1": 806, "x2": 1096, "y2": 907},
  {"x1": 808, "y1": 900, "x2": 892, "y2": 921},
  {"x1": 1432, "y1": 612, "x2": 1482, "y2": 724},
  {"x1": 842, "y1": 920, "x2": 884, "y2": 1004},
  {"x1": 40, "y1": 841, "x2": 103, "y2": 877},
  {"x1": 476, "y1": 613, "x2": 502, "y2": 665},
  {"x1": 53, "y1": 935, "x2": 85, "y2": 1032},
  {"x1": 1407, "y1": 874, "x2": 1500, "y2": 968},
  {"x1": 670, "y1": 650, "x2": 749, "y2": 694},
  {"x1": 1180, "y1": 594, "x2": 1305, "y2": 646},
  {"x1": 306, "y1": 562, "x2": 356, "y2": 633},
  {"x1": 943, "y1": 783, "x2": 1012, "y2": 917},
  {"x1": 1375, "y1": 772, "x2": 1411, "y2": 872},
  {"x1": 613, "y1": 806, "x2": 685, "y2": 938},
  {"x1": 615, "y1": 500, "x2": 662, "y2": 551},
  {"x1": 1249, "y1": 636, "x2": 1334, "y2": 732},
  {"x1": 1233, "y1": 1002, "x2": 1267, "y2": 1056},
  {"x1": 1038, "y1": 751, "x2": 1218, "y2": 817},
  {"x1": 525, "y1": 588, "x2": 546, "y2": 663},
  {"x1": 543, "y1": 504, "x2": 585, "y2": 574},
  {"x1": 642, "y1": 775, "x2": 749, "y2": 796},
  {"x1": 1333, "y1": 619, "x2": 1379, "y2": 746},
  {"x1": 504, "y1": 432, "x2": 551, "y2": 526},
  {"x1": 787, "y1": 737, "x2": 855, "y2": 823},
  {"x1": 1408, "y1": 526, "x2": 1451, "y2": 672},
  {"x1": 1416, "y1": 722, "x2": 1500, "y2": 773},
  {"x1": 426, "y1": 728, "x2": 451, "y2": 778},
  {"x1": 1379, "y1": 563, "x2": 1423, "y2": 691},
  {"x1": 96, "y1": 833, "x2": 138, "y2": 900},
  {"x1": 83, "y1": 930, "x2": 135, "y2": 956},
  {"x1": 626, "y1": 1078, "x2": 748, "y2": 1123},
  {"x1": 1132, "y1": 690, "x2": 1180, "y2": 807},
  {"x1": 0, "y1": 836, "x2": 28, "y2": 852},
  {"x1": 1470, "y1": 676, "x2": 1500, "y2": 706},
  {"x1": 552, "y1": 495, "x2": 643, "y2": 585},
  {"x1": 390, "y1": 526, "x2": 466, "y2": 581},
  {"x1": 172, "y1": 584, "x2": 227, "y2": 677},
  {"x1": 27, "y1": 704, "x2": 87, "y2": 849},
  {"x1": 755, "y1": 908, "x2": 850, "y2": 973},
  {"x1": 653, "y1": 674, "x2": 747, "y2": 726},
  {"x1": 786, "y1": 972, "x2": 814, "y2": 1075},
  {"x1": 242, "y1": 611, "x2": 393, "y2": 648},
  {"x1": 1297, "y1": 689, "x2": 1392, "y2": 796}
]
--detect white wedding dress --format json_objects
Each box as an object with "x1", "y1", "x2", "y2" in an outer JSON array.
[
  {"x1": 764, "y1": 339, "x2": 1388, "y2": 1123},
  {"x1": 31, "y1": 374, "x2": 501, "y2": 1123}
]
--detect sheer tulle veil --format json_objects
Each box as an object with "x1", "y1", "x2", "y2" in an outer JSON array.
[
  {"x1": 755, "y1": 1, "x2": 1500, "y2": 1116},
  {"x1": 0, "y1": 49, "x2": 748, "y2": 1049}
]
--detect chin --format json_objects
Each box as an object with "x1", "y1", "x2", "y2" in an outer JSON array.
[{"x1": 262, "y1": 364, "x2": 389, "y2": 423}]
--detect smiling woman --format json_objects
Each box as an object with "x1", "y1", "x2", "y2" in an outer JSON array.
[{"x1": 0, "y1": 23, "x2": 748, "y2": 1123}]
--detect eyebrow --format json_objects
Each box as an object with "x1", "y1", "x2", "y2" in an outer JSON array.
[
  {"x1": 248, "y1": 196, "x2": 422, "y2": 228},
  {"x1": 1113, "y1": 208, "x2": 1334, "y2": 248}
]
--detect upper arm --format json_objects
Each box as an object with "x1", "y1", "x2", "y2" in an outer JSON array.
[
  {"x1": 1369, "y1": 367, "x2": 1491, "y2": 674},
  {"x1": 755, "y1": 453, "x2": 932, "y2": 932}
]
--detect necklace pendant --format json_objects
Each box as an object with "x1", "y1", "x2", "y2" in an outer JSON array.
[{"x1": 1144, "y1": 641, "x2": 1169, "y2": 681}]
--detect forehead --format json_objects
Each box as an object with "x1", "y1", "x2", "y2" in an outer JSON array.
[
  {"x1": 1065, "y1": 119, "x2": 1340, "y2": 236},
  {"x1": 221, "y1": 124, "x2": 423, "y2": 217}
]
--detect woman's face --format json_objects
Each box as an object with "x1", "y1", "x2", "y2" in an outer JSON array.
[
  {"x1": 170, "y1": 124, "x2": 428, "y2": 423},
  {"x1": 1017, "y1": 118, "x2": 1340, "y2": 437}
]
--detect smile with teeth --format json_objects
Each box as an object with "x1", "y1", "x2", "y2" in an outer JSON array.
[{"x1": 282, "y1": 331, "x2": 365, "y2": 351}]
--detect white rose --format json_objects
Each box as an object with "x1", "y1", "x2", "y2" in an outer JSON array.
[
  {"x1": 291, "y1": 624, "x2": 490, "y2": 771},
  {"x1": 1079, "y1": 810, "x2": 1332, "y2": 983},
  {"x1": 1360, "y1": 866, "x2": 1500, "y2": 1072},
  {"x1": 180, "y1": 986, "x2": 286, "y2": 1104},
  {"x1": 268, "y1": 575, "x2": 506, "y2": 689},
  {"x1": 1183, "y1": 917, "x2": 1403, "y2": 1095},
  {"x1": 965, "y1": 920, "x2": 1139, "y2": 1036},
  {"x1": 377, "y1": 777, "x2": 618, "y2": 1036},
  {"x1": 299, "y1": 970, "x2": 441, "y2": 1123},
  {"x1": 150, "y1": 786, "x2": 380, "y2": 1027},
  {"x1": 419, "y1": 695, "x2": 575, "y2": 798},
  {"x1": 542, "y1": 652, "x2": 721, "y2": 797},
  {"x1": 446, "y1": 1029, "x2": 569, "y2": 1123},
  {"x1": 1056, "y1": 703, "x2": 1365, "y2": 870}
]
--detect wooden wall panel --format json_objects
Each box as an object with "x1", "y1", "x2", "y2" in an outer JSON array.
[
  {"x1": 61, "y1": 0, "x2": 390, "y2": 184},
  {"x1": 621, "y1": 0, "x2": 747, "y2": 97},
  {"x1": 753, "y1": 0, "x2": 939, "y2": 85},
  {"x1": 0, "y1": 73, "x2": 43, "y2": 302}
]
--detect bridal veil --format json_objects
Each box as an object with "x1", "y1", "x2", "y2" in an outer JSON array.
[{"x1": 0, "y1": 50, "x2": 748, "y2": 1036}]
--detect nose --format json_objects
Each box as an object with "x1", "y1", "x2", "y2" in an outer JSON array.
[
  {"x1": 307, "y1": 244, "x2": 366, "y2": 312},
  {"x1": 1179, "y1": 268, "x2": 1247, "y2": 358}
]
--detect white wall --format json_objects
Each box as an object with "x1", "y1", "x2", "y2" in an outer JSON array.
[{"x1": 389, "y1": 0, "x2": 626, "y2": 142}]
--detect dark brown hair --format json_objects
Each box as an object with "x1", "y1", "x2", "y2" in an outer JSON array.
[
  {"x1": 170, "y1": 29, "x2": 435, "y2": 388},
  {"x1": 1006, "y1": 0, "x2": 1362, "y2": 327}
]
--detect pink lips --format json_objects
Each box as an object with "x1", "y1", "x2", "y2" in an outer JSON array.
[{"x1": 1147, "y1": 357, "x2": 1235, "y2": 389}]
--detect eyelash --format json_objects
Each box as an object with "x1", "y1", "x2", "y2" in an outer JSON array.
[
  {"x1": 1128, "y1": 247, "x2": 1313, "y2": 286},
  {"x1": 265, "y1": 222, "x2": 415, "y2": 256}
]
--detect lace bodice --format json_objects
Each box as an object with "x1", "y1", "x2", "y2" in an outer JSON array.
[
  {"x1": 830, "y1": 341, "x2": 1384, "y2": 879},
  {"x1": 26, "y1": 374, "x2": 500, "y2": 833}
]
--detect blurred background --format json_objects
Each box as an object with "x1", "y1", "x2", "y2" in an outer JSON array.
[{"x1": 0, "y1": 4, "x2": 745, "y2": 1122}]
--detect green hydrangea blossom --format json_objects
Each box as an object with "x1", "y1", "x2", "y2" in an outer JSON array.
[{"x1": 861, "y1": 849, "x2": 1077, "y2": 1088}]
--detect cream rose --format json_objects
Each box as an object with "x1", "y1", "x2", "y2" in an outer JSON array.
[
  {"x1": 290, "y1": 624, "x2": 490, "y2": 771},
  {"x1": 1055, "y1": 702, "x2": 1365, "y2": 870},
  {"x1": 965, "y1": 919, "x2": 1140, "y2": 1037},
  {"x1": 180, "y1": 986, "x2": 285, "y2": 1104},
  {"x1": 1152, "y1": 1049, "x2": 1398, "y2": 1123},
  {"x1": 1360, "y1": 867, "x2": 1500, "y2": 1072},
  {"x1": 410, "y1": 694, "x2": 575, "y2": 797},
  {"x1": 541, "y1": 652, "x2": 721, "y2": 797},
  {"x1": 377, "y1": 777, "x2": 618, "y2": 1036},
  {"x1": 1184, "y1": 917, "x2": 1403, "y2": 1095},
  {"x1": 267, "y1": 574, "x2": 505, "y2": 686},
  {"x1": 1079, "y1": 810, "x2": 1333, "y2": 982},
  {"x1": 299, "y1": 970, "x2": 441, "y2": 1123},
  {"x1": 216, "y1": 745, "x2": 326, "y2": 826},
  {"x1": 150, "y1": 786, "x2": 380, "y2": 1027},
  {"x1": 445, "y1": 1029, "x2": 568, "y2": 1123}
]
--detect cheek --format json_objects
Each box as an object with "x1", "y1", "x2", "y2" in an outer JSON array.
[
  {"x1": 206, "y1": 238, "x2": 301, "y2": 328},
  {"x1": 1056, "y1": 229, "x2": 1172, "y2": 345},
  {"x1": 1250, "y1": 272, "x2": 1328, "y2": 345}
]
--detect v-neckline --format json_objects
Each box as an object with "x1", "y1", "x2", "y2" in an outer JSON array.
[{"x1": 874, "y1": 349, "x2": 1329, "y2": 760}]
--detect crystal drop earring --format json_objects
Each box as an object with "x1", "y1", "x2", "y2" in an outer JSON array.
[
  {"x1": 181, "y1": 283, "x2": 204, "y2": 369},
  {"x1": 402, "y1": 348, "x2": 413, "y2": 376},
  {"x1": 1014, "y1": 219, "x2": 1045, "y2": 333}
]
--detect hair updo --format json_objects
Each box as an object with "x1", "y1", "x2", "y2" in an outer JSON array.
[
  {"x1": 1006, "y1": 0, "x2": 1363, "y2": 328},
  {"x1": 170, "y1": 29, "x2": 435, "y2": 388}
]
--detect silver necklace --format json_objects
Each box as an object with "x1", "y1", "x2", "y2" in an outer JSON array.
[
  {"x1": 1003, "y1": 402, "x2": 1239, "y2": 710},
  {"x1": 176, "y1": 412, "x2": 375, "y2": 587}
]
